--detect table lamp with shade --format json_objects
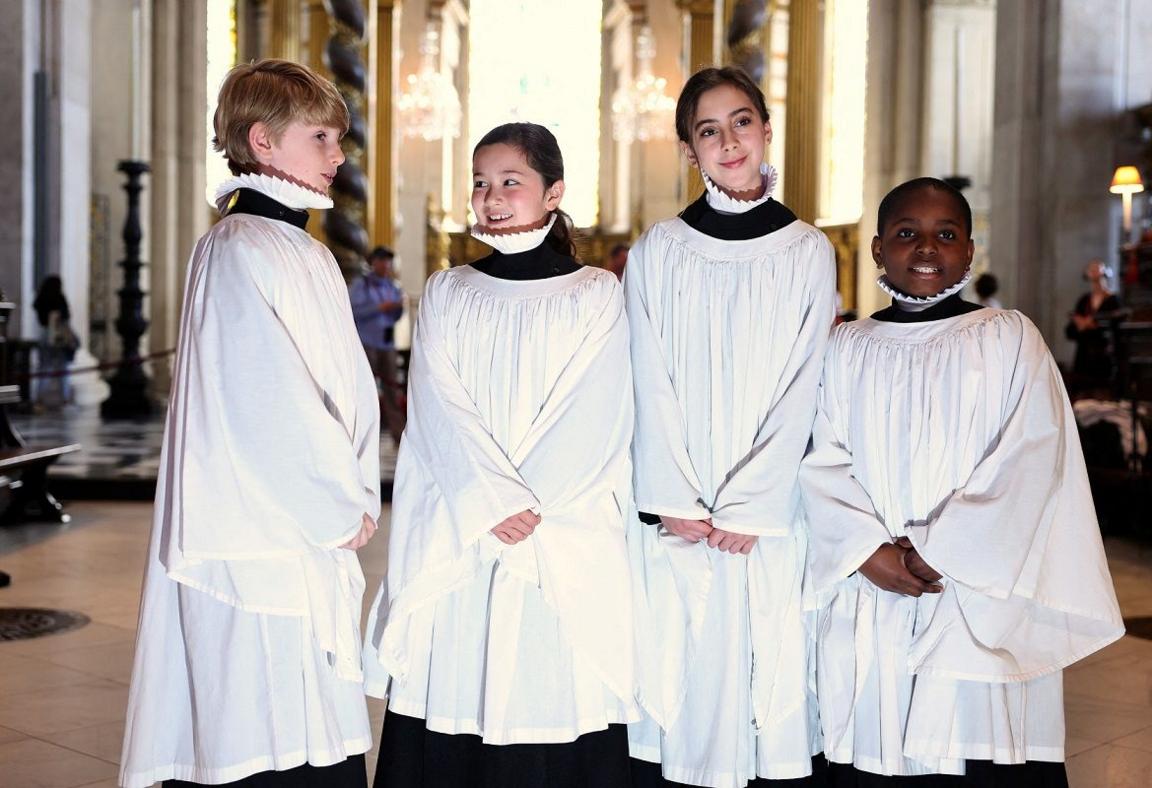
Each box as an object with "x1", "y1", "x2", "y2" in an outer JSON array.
[{"x1": 1111, "y1": 165, "x2": 1145, "y2": 240}]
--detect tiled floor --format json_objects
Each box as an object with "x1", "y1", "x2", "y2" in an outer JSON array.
[
  {"x1": 0, "y1": 503, "x2": 1150, "y2": 787},
  {"x1": 9, "y1": 406, "x2": 399, "y2": 489}
]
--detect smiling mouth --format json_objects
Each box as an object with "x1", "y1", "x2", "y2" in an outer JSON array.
[
  {"x1": 910, "y1": 265, "x2": 943, "y2": 275},
  {"x1": 487, "y1": 212, "x2": 513, "y2": 223},
  {"x1": 719, "y1": 156, "x2": 747, "y2": 169}
]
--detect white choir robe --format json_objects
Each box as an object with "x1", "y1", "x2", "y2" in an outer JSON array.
[
  {"x1": 800, "y1": 308, "x2": 1124, "y2": 777},
  {"x1": 625, "y1": 217, "x2": 837, "y2": 787},
  {"x1": 363, "y1": 265, "x2": 639, "y2": 744},
  {"x1": 119, "y1": 210, "x2": 381, "y2": 787}
]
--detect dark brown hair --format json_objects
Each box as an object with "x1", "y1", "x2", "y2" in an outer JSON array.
[
  {"x1": 675, "y1": 66, "x2": 770, "y2": 146},
  {"x1": 877, "y1": 177, "x2": 973, "y2": 236},
  {"x1": 473, "y1": 123, "x2": 577, "y2": 258}
]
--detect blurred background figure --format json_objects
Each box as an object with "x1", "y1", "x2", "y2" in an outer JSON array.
[
  {"x1": 350, "y1": 246, "x2": 406, "y2": 440},
  {"x1": 973, "y1": 272, "x2": 1003, "y2": 309},
  {"x1": 32, "y1": 275, "x2": 77, "y2": 411},
  {"x1": 1066, "y1": 259, "x2": 1124, "y2": 396},
  {"x1": 605, "y1": 243, "x2": 629, "y2": 280}
]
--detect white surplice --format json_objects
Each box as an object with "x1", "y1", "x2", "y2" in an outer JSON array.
[
  {"x1": 120, "y1": 177, "x2": 381, "y2": 787},
  {"x1": 801, "y1": 307, "x2": 1124, "y2": 777},
  {"x1": 625, "y1": 216, "x2": 837, "y2": 787},
  {"x1": 363, "y1": 263, "x2": 639, "y2": 744}
]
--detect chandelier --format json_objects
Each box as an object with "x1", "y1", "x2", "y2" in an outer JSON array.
[
  {"x1": 398, "y1": 27, "x2": 462, "y2": 141},
  {"x1": 611, "y1": 26, "x2": 676, "y2": 143}
]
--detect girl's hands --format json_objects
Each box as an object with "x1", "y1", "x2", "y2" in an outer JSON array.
[
  {"x1": 706, "y1": 528, "x2": 758, "y2": 555},
  {"x1": 491, "y1": 510, "x2": 542, "y2": 544},
  {"x1": 859, "y1": 543, "x2": 942, "y2": 597},
  {"x1": 894, "y1": 536, "x2": 943, "y2": 582},
  {"x1": 660, "y1": 515, "x2": 714, "y2": 543},
  {"x1": 341, "y1": 513, "x2": 378, "y2": 550}
]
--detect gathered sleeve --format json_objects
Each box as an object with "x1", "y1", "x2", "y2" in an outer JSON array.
[
  {"x1": 169, "y1": 227, "x2": 378, "y2": 562},
  {"x1": 401, "y1": 272, "x2": 541, "y2": 545},
  {"x1": 800, "y1": 366, "x2": 894, "y2": 594},
  {"x1": 625, "y1": 238, "x2": 710, "y2": 521},
  {"x1": 708, "y1": 237, "x2": 837, "y2": 536}
]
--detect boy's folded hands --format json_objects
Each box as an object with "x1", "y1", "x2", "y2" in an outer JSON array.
[{"x1": 859, "y1": 541, "x2": 943, "y2": 597}]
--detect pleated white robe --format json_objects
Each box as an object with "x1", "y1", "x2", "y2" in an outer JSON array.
[
  {"x1": 801, "y1": 308, "x2": 1124, "y2": 777},
  {"x1": 120, "y1": 210, "x2": 381, "y2": 787},
  {"x1": 625, "y1": 217, "x2": 837, "y2": 787},
  {"x1": 363, "y1": 265, "x2": 639, "y2": 744}
]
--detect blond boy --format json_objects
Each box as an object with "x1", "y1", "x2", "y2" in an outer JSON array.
[{"x1": 119, "y1": 60, "x2": 380, "y2": 788}]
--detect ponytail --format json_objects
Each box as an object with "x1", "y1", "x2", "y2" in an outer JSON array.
[{"x1": 547, "y1": 208, "x2": 578, "y2": 259}]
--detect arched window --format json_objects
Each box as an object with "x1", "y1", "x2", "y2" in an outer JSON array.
[{"x1": 467, "y1": 0, "x2": 602, "y2": 228}]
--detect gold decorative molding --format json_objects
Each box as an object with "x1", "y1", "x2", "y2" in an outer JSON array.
[
  {"x1": 819, "y1": 221, "x2": 859, "y2": 313},
  {"x1": 267, "y1": 0, "x2": 302, "y2": 63},
  {"x1": 783, "y1": 0, "x2": 820, "y2": 223}
]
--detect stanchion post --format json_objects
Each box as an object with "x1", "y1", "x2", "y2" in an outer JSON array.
[{"x1": 101, "y1": 160, "x2": 154, "y2": 420}]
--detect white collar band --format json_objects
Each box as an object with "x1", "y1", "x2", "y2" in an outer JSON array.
[
  {"x1": 877, "y1": 270, "x2": 973, "y2": 311},
  {"x1": 470, "y1": 213, "x2": 557, "y2": 255},
  {"x1": 211, "y1": 171, "x2": 334, "y2": 213},
  {"x1": 702, "y1": 162, "x2": 778, "y2": 214}
]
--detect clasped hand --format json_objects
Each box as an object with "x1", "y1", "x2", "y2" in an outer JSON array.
[
  {"x1": 858, "y1": 536, "x2": 943, "y2": 597},
  {"x1": 660, "y1": 516, "x2": 757, "y2": 555},
  {"x1": 490, "y1": 509, "x2": 542, "y2": 544}
]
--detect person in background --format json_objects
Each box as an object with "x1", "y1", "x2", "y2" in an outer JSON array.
[
  {"x1": 973, "y1": 272, "x2": 1003, "y2": 309},
  {"x1": 32, "y1": 274, "x2": 75, "y2": 410},
  {"x1": 350, "y1": 245, "x2": 406, "y2": 439},
  {"x1": 1066, "y1": 259, "x2": 1123, "y2": 395},
  {"x1": 606, "y1": 243, "x2": 629, "y2": 280}
]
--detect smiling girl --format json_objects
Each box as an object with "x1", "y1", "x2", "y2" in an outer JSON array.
[
  {"x1": 625, "y1": 67, "x2": 836, "y2": 787},
  {"x1": 363, "y1": 123, "x2": 637, "y2": 787},
  {"x1": 801, "y1": 178, "x2": 1123, "y2": 786}
]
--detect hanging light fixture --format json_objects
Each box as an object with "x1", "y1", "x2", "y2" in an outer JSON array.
[
  {"x1": 398, "y1": 26, "x2": 462, "y2": 141},
  {"x1": 611, "y1": 25, "x2": 676, "y2": 144}
]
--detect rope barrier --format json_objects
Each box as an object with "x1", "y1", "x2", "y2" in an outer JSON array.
[{"x1": 20, "y1": 349, "x2": 176, "y2": 380}]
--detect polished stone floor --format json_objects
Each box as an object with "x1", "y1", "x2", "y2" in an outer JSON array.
[
  {"x1": 0, "y1": 502, "x2": 1150, "y2": 787},
  {"x1": 9, "y1": 405, "x2": 399, "y2": 498}
]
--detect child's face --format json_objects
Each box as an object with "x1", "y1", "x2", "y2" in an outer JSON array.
[
  {"x1": 681, "y1": 83, "x2": 771, "y2": 195},
  {"x1": 871, "y1": 188, "x2": 974, "y2": 298},
  {"x1": 471, "y1": 143, "x2": 563, "y2": 234},
  {"x1": 252, "y1": 121, "x2": 345, "y2": 194}
]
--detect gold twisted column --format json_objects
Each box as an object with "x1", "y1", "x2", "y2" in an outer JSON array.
[
  {"x1": 724, "y1": 0, "x2": 768, "y2": 80},
  {"x1": 323, "y1": 0, "x2": 370, "y2": 276}
]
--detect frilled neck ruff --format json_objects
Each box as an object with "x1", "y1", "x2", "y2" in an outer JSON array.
[
  {"x1": 470, "y1": 214, "x2": 557, "y2": 255},
  {"x1": 876, "y1": 270, "x2": 973, "y2": 311},
  {"x1": 212, "y1": 171, "x2": 333, "y2": 212},
  {"x1": 701, "y1": 162, "x2": 778, "y2": 214}
]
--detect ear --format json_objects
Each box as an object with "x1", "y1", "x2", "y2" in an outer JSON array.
[
  {"x1": 544, "y1": 180, "x2": 565, "y2": 211},
  {"x1": 965, "y1": 238, "x2": 975, "y2": 267},
  {"x1": 248, "y1": 122, "x2": 275, "y2": 164},
  {"x1": 763, "y1": 118, "x2": 773, "y2": 147},
  {"x1": 871, "y1": 236, "x2": 884, "y2": 269},
  {"x1": 679, "y1": 140, "x2": 698, "y2": 168}
]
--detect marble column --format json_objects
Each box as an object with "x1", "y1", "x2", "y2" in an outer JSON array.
[
  {"x1": 148, "y1": 0, "x2": 208, "y2": 395},
  {"x1": 0, "y1": 0, "x2": 33, "y2": 338}
]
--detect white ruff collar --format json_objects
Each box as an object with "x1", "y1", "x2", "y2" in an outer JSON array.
[
  {"x1": 470, "y1": 214, "x2": 557, "y2": 255},
  {"x1": 702, "y1": 162, "x2": 778, "y2": 214},
  {"x1": 877, "y1": 270, "x2": 973, "y2": 312},
  {"x1": 210, "y1": 171, "x2": 334, "y2": 213}
]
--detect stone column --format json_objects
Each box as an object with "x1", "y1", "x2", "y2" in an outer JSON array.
[
  {"x1": 990, "y1": 0, "x2": 1152, "y2": 357},
  {"x1": 148, "y1": 0, "x2": 208, "y2": 395},
  {"x1": 0, "y1": 0, "x2": 33, "y2": 338}
]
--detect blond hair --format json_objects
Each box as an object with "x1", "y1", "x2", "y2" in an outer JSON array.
[{"x1": 212, "y1": 59, "x2": 350, "y2": 175}]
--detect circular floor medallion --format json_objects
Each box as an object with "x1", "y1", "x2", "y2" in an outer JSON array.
[{"x1": 0, "y1": 607, "x2": 91, "y2": 641}]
